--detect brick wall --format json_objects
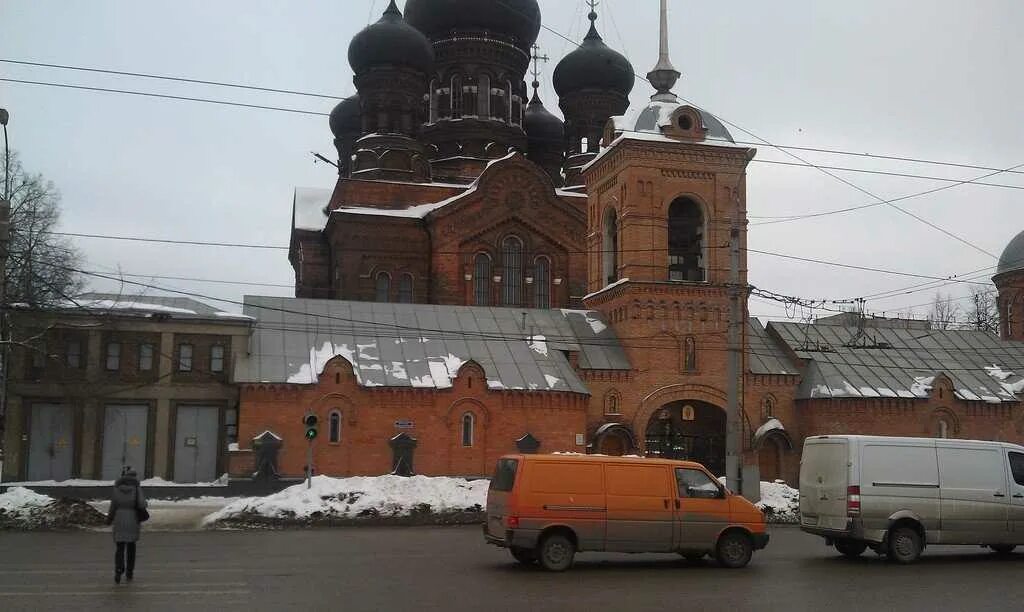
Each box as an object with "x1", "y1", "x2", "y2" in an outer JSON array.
[{"x1": 237, "y1": 357, "x2": 588, "y2": 478}]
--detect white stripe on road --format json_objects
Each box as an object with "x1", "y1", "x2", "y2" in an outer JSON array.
[{"x1": 0, "y1": 590, "x2": 250, "y2": 597}]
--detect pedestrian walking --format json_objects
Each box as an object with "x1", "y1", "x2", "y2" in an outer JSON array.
[{"x1": 106, "y1": 467, "x2": 149, "y2": 584}]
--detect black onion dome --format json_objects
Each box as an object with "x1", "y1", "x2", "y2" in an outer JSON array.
[
  {"x1": 553, "y1": 18, "x2": 634, "y2": 97},
  {"x1": 524, "y1": 92, "x2": 564, "y2": 144},
  {"x1": 404, "y1": 0, "x2": 541, "y2": 51},
  {"x1": 329, "y1": 94, "x2": 361, "y2": 138},
  {"x1": 348, "y1": 1, "x2": 434, "y2": 75}
]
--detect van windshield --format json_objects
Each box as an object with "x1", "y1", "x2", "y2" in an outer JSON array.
[{"x1": 490, "y1": 458, "x2": 518, "y2": 492}]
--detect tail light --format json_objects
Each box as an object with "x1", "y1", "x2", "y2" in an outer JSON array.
[
  {"x1": 505, "y1": 516, "x2": 520, "y2": 529},
  {"x1": 847, "y1": 486, "x2": 861, "y2": 516}
]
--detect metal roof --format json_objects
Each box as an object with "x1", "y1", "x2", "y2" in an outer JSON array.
[
  {"x1": 235, "y1": 297, "x2": 630, "y2": 394},
  {"x1": 748, "y1": 318, "x2": 798, "y2": 375},
  {"x1": 997, "y1": 230, "x2": 1024, "y2": 276},
  {"x1": 769, "y1": 321, "x2": 1024, "y2": 403},
  {"x1": 53, "y1": 293, "x2": 250, "y2": 322}
]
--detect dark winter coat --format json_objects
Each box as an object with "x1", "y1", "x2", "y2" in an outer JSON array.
[{"x1": 107, "y1": 476, "x2": 147, "y2": 543}]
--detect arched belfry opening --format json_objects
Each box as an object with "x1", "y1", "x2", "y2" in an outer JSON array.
[
  {"x1": 603, "y1": 208, "x2": 619, "y2": 286},
  {"x1": 668, "y1": 198, "x2": 705, "y2": 282}
]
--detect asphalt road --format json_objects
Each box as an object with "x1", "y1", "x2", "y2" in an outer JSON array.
[{"x1": 1, "y1": 526, "x2": 1022, "y2": 611}]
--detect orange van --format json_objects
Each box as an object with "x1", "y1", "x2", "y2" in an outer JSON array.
[{"x1": 483, "y1": 453, "x2": 768, "y2": 571}]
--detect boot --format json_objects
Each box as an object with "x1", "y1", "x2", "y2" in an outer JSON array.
[{"x1": 115, "y1": 571, "x2": 122, "y2": 585}]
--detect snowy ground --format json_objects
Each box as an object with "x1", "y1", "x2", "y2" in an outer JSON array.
[
  {"x1": 0, "y1": 487, "x2": 105, "y2": 530},
  {"x1": 1, "y1": 474, "x2": 230, "y2": 488},
  {"x1": 204, "y1": 475, "x2": 489, "y2": 528},
  {"x1": 756, "y1": 480, "x2": 800, "y2": 524}
]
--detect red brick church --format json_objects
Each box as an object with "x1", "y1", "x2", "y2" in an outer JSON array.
[{"x1": 232, "y1": 0, "x2": 1024, "y2": 493}]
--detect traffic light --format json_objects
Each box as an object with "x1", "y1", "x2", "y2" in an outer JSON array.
[{"x1": 303, "y1": 414, "x2": 318, "y2": 440}]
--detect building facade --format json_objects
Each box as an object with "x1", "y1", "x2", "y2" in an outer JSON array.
[
  {"x1": 232, "y1": 0, "x2": 1024, "y2": 490},
  {"x1": 1, "y1": 294, "x2": 252, "y2": 483}
]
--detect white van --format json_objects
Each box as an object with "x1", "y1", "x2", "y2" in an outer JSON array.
[{"x1": 800, "y1": 435, "x2": 1024, "y2": 563}]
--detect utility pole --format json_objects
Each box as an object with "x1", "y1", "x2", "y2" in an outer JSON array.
[
  {"x1": 725, "y1": 216, "x2": 743, "y2": 496},
  {"x1": 0, "y1": 107, "x2": 10, "y2": 485}
]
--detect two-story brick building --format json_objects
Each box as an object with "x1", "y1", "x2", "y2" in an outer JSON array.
[{"x1": 1, "y1": 294, "x2": 252, "y2": 482}]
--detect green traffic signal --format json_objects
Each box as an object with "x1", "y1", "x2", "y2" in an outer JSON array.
[{"x1": 303, "y1": 414, "x2": 318, "y2": 440}]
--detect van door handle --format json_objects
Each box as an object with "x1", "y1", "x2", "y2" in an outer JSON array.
[
  {"x1": 675, "y1": 499, "x2": 681, "y2": 510},
  {"x1": 994, "y1": 492, "x2": 1006, "y2": 498},
  {"x1": 663, "y1": 499, "x2": 669, "y2": 509},
  {"x1": 1014, "y1": 494, "x2": 1024, "y2": 499}
]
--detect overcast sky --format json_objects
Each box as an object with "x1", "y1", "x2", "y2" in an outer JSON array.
[{"x1": 2, "y1": 0, "x2": 1021, "y2": 320}]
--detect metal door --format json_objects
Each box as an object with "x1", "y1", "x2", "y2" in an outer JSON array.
[
  {"x1": 101, "y1": 405, "x2": 149, "y2": 480},
  {"x1": 27, "y1": 404, "x2": 74, "y2": 482},
  {"x1": 173, "y1": 406, "x2": 220, "y2": 483}
]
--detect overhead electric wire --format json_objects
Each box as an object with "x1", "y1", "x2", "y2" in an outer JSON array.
[
  {"x1": 0, "y1": 78, "x2": 333, "y2": 117},
  {"x1": 0, "y1": 58, "x2": 346, "y2": 100}
]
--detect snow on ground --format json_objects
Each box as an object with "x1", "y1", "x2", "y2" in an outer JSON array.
[
  {"x1": 0, "y1": 487, "x2": 105, "y2": 529},
  {"x1": 2, "y1": 474, "x2": 230, "y2": 488},
  {"x1": 203, "y1": 475, "x2": 488, "y2": 527},
  {"x1": 757, "y1": 480, "x2": 800, "y2": 524}
]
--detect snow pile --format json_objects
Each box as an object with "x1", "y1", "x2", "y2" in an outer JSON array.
[
  {"x1": 0, "y1": 487, "x2": 106, "y2": 530},
  {"x1": 2, "y1": 474, "x2": 230, "y2": 488},
  {"x1": 756, "y1": 480, "x2": 800, "y2": 524},
  {"x1": 203, "y1": 475, "x2": 489, "y2": 528}
]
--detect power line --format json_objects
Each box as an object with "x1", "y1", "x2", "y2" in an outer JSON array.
[
  {"x1": 48, "y1": 229, "x2": 997, "y2": 286},
  {"x1": 750, "y1": 158, "x2": 1024, "y2": 191},
  {"x1": 0, "y1": 78, "x2": 331, "y2": 117},
  {"x1": 0, "y1": 58, "x2": 347, "y2": 100}
]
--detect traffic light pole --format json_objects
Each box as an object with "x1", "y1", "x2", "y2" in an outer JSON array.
[{"x1": 306, "y1": 438, "x2": 313, "y2": 490}]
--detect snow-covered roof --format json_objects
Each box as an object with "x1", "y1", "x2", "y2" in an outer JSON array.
[
  {"x1": 235, "y1": 297, "x2": 631, "y2": 393},
  {"x1": 54, "y1": 293, "x2": 250, "y2": 323},
  {"x1": 293, "y1": 187, "x2": 333, "y2": 232},
  {"x1": 769, "y1": 321, "x2": 1024, "y2": 403},
  {"x1": 333, "y1": 186, "x2": 476, "y2": 220}
]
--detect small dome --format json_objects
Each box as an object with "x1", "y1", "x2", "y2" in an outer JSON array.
[
  {"x1": 524, "y1": 92, "x2": 564, "y2": 145},
  {"x1": 997, "y1": 230, "x2": 1024, "y2": 276},
  {"x1": 553, "y1": 17, "x2": 634, "y2": 98},
  {"x1": 612, "y1": 100, "x2": 735, "y2": 143},
  {"x1": 404, "y1": 0, "x2": 541, "y2": 52},
  {"x1": 348, "y1": 1, "x2": 434, "y2": 76},
  {"x1": 329, "y1": 95, "x2": 361, "y2": 139}
]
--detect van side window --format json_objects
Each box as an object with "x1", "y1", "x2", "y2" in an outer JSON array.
[
  {"x1": 490, "y1": 458, "x2": 518, "y2": 491},
  {"x1": 676, "y1": 468, "x2": 723, "y2": 499},
  {"x1": 1010, "y1": 452, "x2": 1024, "y2": 487}
]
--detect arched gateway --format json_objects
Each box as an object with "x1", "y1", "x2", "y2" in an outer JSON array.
[{"x1": 644, "y1": 400, "x2": 726, "y2": 476}]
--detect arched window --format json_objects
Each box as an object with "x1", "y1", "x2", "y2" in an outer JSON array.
[
  {"x1": 451, "y1": 75, "x2": 463, "y2": 119},
  {"x1": 437, "y1": 80, "x2": 451, "y2": 120},
  {"x1": 428, "y1": 79, "x2": 438, "y2": 123},
  {"x1": 603, "y1": 209, "x2": 618, "y2": 286},
  {"x1": 684, "y1": 336, "x2": 697, "y2": 372},
  {"x1": 329, "y1": 411, "x2": 342, "y2": 443},
  {"x1": 398, "y1": 274, "x2": 414, "y2": 304},
  {"x1": 502, "y1": 236, "x2": 524, "y2": 306},
  {"x1": 375, "y1": 272, "x2": 391, "y2": 302},
  {"x1": 506, "y1": 81, "x2": 514, "y2": 123},
  {"x1": 477, "y1": 74, "x2": 490, "y2": 118},
  {"x1": 534, "y1": 257, "x2": 551, "y2": 309},
  {"x1": 474, "y1": 253, "x2": 491, "y2": 306},
  {"x1": 461, "y1": 412, "x2": 475, "y2": 447},
  {"x1": 604, "y1": 390, "x2": 621, "y2": 415},
  {"x1": 938, "y1": 419, "x2": 949, "y2": 439},
  {"x1": 668, "y1": 198, "x2": 705, "y2": 282},
  {"x1": 462, "y1": 76, "x2": 477, "y2": 117}
]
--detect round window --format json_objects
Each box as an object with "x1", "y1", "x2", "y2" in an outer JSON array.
[{"x1": 677, "y1": 114, "x2": 693, "y2": 130}]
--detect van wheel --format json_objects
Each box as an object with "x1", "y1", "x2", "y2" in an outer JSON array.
[
  {"x1": 990, "y1": 544, "x2": 1016, "y2": 555},
  {"x1": 834, "y1": 540, "x2": 868, "y2": 558},
  {"x1": 510, "y1": 546, "x2": 537, "y2": 565},
  {"x1": 538, "y1": 534, "x2": 575, "y2": 572},
  {"x1": 716, "y1": 532, "x2": 753, "y2": 569},
  {"x1": 887, "y1": 527, "x2": 923, "y2": 564}
]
